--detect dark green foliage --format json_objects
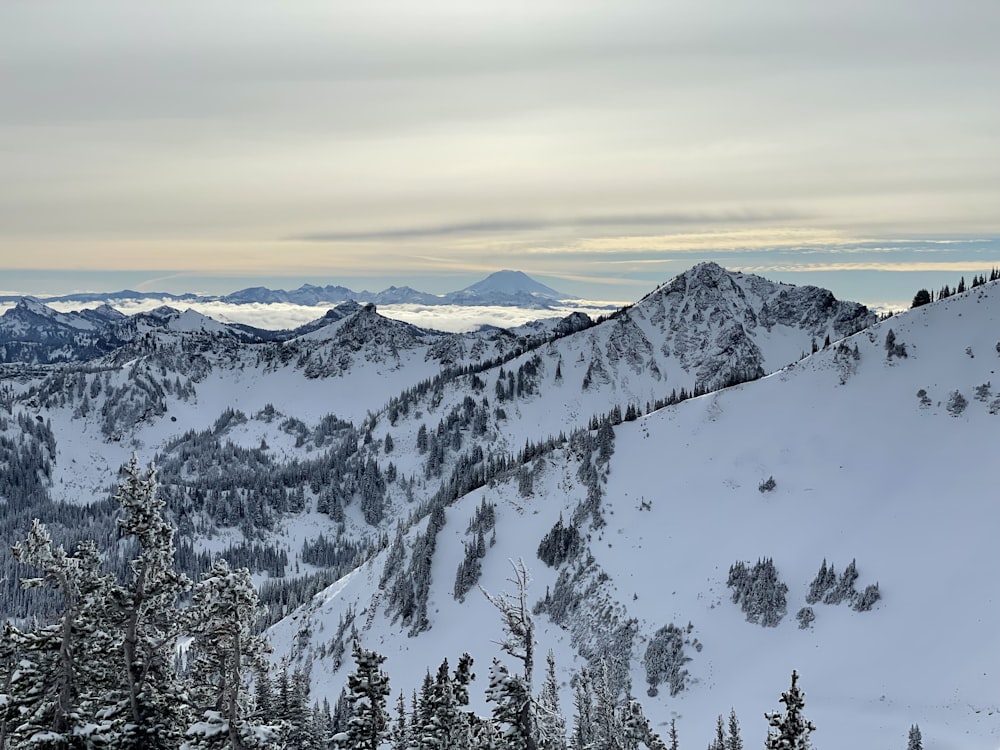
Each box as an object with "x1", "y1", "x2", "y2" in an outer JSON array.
[
  {"x1": 911, "y1": 289, "x2": 932, "y2": 308},
  {"x1": 454, "y1": 537, "x2": 485, "y2": 602},
  {"x1": 537, "y1": 516, "x2": 581, "y2": 568},
  {"x1": 885, "y1": 328, "x2": 907, "y2": 359}
]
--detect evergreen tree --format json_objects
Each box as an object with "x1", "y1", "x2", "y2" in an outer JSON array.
[
  {"x1": 726, "y1": 708, "x2": 743, "y2": 750},
  {"x1": 390, "y1": 691, "x2": 409, "y2": 750},
  {"x1": 1, "y1": 522, "x2": 119, "y2": 747},
  {"x1": 416, "y1": 654, "x2": 476, "y2": 750},
  {"x1": 486, "y1": 659, "x2": 535, "y2": 750},
  {"x1": 709, "y1": 714, "x2": 725, "y2": 750},
  {"x1": 907, "y1": 723, "x2": 923, "y2": 750},
  {"x1": 115, "y1": 456, "x2": 193, "y2": 749},
  {"x1": 184, "y1": 559, "x2": 275, "y2": 749},
  {"x1": 570, "y1": 668, "x2": 596, "y2": 750},
  {"x1": 668, "y1": 718, "x2": 679, "y2": 750},
  {"x1": 537, "y1": 651, "x2": 567, "y2": 750},
  {"x1": 764, "y1": 670, "x2": 815, "y2": 750},
  {"x1": 333, "y1": 641, "x2": 392, "y2": 750}
]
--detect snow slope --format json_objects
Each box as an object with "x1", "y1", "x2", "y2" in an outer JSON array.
[{"x1": 268, "y1": 280, "x2": 1000, "y2": 750}]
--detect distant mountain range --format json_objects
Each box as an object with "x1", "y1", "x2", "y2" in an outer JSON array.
[{"x1": 0, "y1": 269, "x2": 580, "y2": 310}]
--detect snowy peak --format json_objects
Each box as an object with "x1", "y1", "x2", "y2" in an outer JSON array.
[
  {"x1": 458, "y1": 269, "x2": 567, "y2": 299},
  {"x1": 629, "y1": 263, "x2": 874, "y2": 389},
  {"x1": 8, "y1": 297, "x2": 97, "y2": 331}
]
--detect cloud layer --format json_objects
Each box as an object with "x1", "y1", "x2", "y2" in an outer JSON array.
[{"x1": 1, "y1": 0, "x2": 998, "y2": 302}]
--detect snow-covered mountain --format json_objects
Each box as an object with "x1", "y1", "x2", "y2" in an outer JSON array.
[
  {"x1": 446, "y1": 270, "x2": 572, "y2": 307},
  {"x1": 264, "y1": 276, "x2": 1000, "y2": 750},
  {"x1": 0, "y1": 270, "x2": 577, "y2": 311},
  {"x1": 4, "y1": 264, "x2": 997, "y2": 747}
]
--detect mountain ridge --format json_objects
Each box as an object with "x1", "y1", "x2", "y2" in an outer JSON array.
[{"x1": 0, "y1": 269, "x2": 579, "y2": 310}]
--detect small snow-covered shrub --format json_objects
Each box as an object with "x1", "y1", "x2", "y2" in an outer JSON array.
[
  {"x1": 947, "y1": 391, "x2": 968, "y2": 416},
  {"x1": 796, "y1": 607, "x2": 816, "y2": 629}
]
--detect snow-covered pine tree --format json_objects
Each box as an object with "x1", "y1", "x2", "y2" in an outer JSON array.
[
  {"x1": 726, "y1": 707, "x2": 743, "y2": 750},
  {"x1": 805, "y1": 560, "x2": 834, "y2": 604},
  {"x1": 114, "y1": 456, "x2": 193, "y2": 748},
  {"x1": 537, "y1": 651, "x2": 567, "y2": 750},
  {"x1": 907, "y1": 724, "x2": 923, "y2": 750},
  {"x1": 709, "y1": 714, "x2": 726, "y2": 750},
  {"x1": 764, "y1": 670, "x2": 815, "y2": 750},
  {"x1": 620, "y1": 696, "x2": 667, "y2": 750},
  {"x1": 486, "y1": 659, "x2": 535, "y2": 750},
  {"x1": 184, "y1": 559, "x2": 276, "y2": 749},
  {"x1": 1, "y1": 522, "x2": 119, "y2": 747},
  {"x1": 333, "y1": 641, "x2": 391, "y2": 750},
  {"x1": 591, "y1": 659, "x2": 623, "y2": 750},
  {"x1": 570, "y1": 667, "x2": 596, "y2": 750},
  {"x1": 390, "y1": 691, "x2": 409, "y2": 750},
  {"x1": 414, "y1": 654, "x2": 476, "y2": 750}
]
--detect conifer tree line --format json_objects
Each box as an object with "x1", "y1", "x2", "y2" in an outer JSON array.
[
  {"x1": 0, "y1": 459, "x2": 931, "y2": 749},
  {"x1": 909, "y1": 268, "x2": 999, "y2": 309}
]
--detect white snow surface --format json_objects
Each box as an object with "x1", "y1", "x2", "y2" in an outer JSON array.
[
  {"x1": 266, "y1": 282, "x2": 1000, "y2": 750},
  {"x1": 5, "y1": 267, "x2": 998, "y2": 748}
]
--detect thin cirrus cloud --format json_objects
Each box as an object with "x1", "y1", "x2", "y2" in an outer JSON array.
[{"x1": 290, "y1": 209, "x2": 802, "y2": 243}]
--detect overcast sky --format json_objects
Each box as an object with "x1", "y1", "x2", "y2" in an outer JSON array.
[{"x1": 2, "y1": 0, "x2": 998, "y2": 306}]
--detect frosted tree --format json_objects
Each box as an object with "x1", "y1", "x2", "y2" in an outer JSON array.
[
  {"x1": 482, "y1": 559, "x2": 538, "y2": 749},
  {"x1": 708, "y1": 713, "x2": 726, "y2": 750},
  {"x1": 390, "y1": 691, "x2": 409, "y2": 750},
  {"x1": 487, "y1": 659, "x2": 535, "y2": 750},
  {"x1": 1, "y1": 522, "x2": 119, "y2": 746},
  {"x1": 482, "y1": 560, "x2": 535, "y2": 684},
  {"x1": 570, "y1": 667, "x2": 596, "y2": 750},
  {"x1": 184, "y1": 559, "x2": 276, "y2": 749},
  {"x1": 333, "y1": 641, "x2": 392, "y2": 750},
  {"x1": 537, "y1": 651, "x2": 567, "y2": 750},
  {"x1": 907, "y1": 724, "x2": 923, "y2": 750},
  {"x1": 416, "y1": 654, "x2": 476, "y2": 750},
  {"x1": 619, "y1": 696, "x2": 668, "y2": 750},
  {"x1": 116, "y1": 456, "x2": 193, "y2": 748},
  {"x1": 643, "y1": 623, "x2": 690, "y2": 697},
  {"x1": 764, "y1": 670, "x2": 815, "y2": 750},
  {"x1": 726, "y1": 708, "x2": 743, "y2": 750}
]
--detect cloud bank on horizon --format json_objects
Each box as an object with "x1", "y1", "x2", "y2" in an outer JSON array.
[{"x1": 1, "y1": 0, "x2": 998, "y2": 304}]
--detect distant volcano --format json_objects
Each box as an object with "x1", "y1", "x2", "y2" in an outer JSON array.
[{"x1": 455, "y1": 270, "x2": 570, "y2": 300}]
